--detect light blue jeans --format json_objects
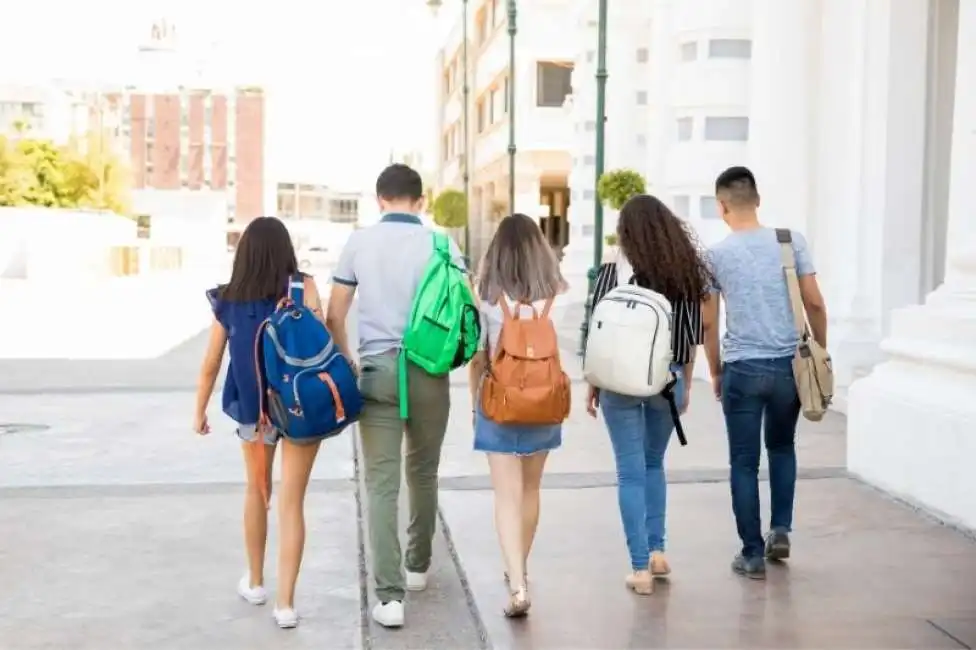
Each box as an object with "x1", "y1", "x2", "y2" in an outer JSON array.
[{"x1": 600, "y1": 369, "x2": 685, "y2": 571}]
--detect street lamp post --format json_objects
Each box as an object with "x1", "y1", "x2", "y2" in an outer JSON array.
[
  {"x1": 427, "y1": 0, "x2": 471, "y2": 264},
  {"x1": 578, "y1": 0, "x2": 608, "y2": 356},
  {"x1": 507, "y1": 0, "x2": 517, "y2": 214}
]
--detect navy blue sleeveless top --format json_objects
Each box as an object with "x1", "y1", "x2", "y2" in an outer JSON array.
[{"x1": 207, "y1": 288, "x2": 277, "y2": 425}]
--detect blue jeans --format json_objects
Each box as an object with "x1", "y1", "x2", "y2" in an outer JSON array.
[
  {"x1": 600, "y1": 371, "x2": 685, "y2": 571},
  {"x1": 721, "y1": 357, "x2": 800, "y2": 558}
]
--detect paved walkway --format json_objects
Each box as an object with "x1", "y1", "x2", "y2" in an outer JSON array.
[{"x1": 2, "y1": 328, "x2": 976, "y2": 649}]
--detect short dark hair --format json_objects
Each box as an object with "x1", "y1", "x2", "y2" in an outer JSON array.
[
  {"x1": 376, "y1": 164, "x2": 424, "y2": 201},
  {"x1": 715, "y1": 166, "x2": 759, "y2": 207}
]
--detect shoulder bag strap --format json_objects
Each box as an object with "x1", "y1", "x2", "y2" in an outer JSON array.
[{"x1": 774, "y1": 228, "x2": 808, "y2": 340}]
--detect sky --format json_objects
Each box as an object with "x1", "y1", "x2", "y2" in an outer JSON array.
[{"x1": 2, "y1": 0, "x2": 446, "y2": 190}]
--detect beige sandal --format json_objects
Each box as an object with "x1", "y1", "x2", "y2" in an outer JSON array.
[
  {"x1": 504, "y1": 585, "x2": 531, "y2": 618},
  {"x1": 625, "y1": 570, "x2": 653, "y2": 595},
  {"x1": 650, "y1": 551, "x2": 671, "y2": 578}
]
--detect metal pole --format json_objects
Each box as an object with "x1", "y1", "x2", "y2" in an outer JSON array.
[
  {"x1": 507, "y1": 0, "x2": 517, "y2": 215},
  {"x1": 461, "y1": 0, "x2": 471, "y2": 265},
  {"x1": 579, "y1": 0, "x2": 608, "y2": 356}
]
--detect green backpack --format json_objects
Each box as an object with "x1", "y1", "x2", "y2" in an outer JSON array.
[{"x1": 398, "y1": 232, "x2": 481, "y2": 419}]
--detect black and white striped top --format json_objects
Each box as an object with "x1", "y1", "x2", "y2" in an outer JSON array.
[{"x1": 591, "y1": 262, "x2": 704, "y2": 365}]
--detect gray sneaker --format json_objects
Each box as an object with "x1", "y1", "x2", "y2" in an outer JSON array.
[
  {"x1": 764, "y1": 529, "x2": 791, "y2": 561},
  {"x1": 731, "y1": 554, "x2": 766, "y2": 579}
]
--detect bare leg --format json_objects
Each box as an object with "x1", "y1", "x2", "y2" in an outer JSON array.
[
  {"x1": 241, "y1": 441, "x2": 277, "y2": 587},
  {"x1": 519, "y1": 452, "x2": 549, "y2": 574},
  {"x1": 276, "y1": 438, "x2": 321, "y2": 609},
  {"x1": 487, "y1": 453, "x2": 530, "y2": 616}
]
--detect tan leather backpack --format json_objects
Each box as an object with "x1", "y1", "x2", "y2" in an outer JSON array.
[{"x1": 480, "y1": 297, "x2": 571, "y2": 425}]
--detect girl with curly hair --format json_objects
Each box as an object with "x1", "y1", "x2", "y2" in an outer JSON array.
[{"x1": 585, "y1": 194, "x2": 713, "y2": 595}]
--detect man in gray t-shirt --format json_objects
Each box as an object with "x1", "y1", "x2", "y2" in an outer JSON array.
[
  {"x1": 326, "y1": 164, "x2": 463, "y2": 629},
  {"x1": 702, "y1": 166, "x2": 828, "y2": 579}
]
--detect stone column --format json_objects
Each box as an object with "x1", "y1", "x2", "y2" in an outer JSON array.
[
  {"x1": 811, "y1": 0, "x2": 931, "y2": 410},
  {"x1": 848, "y1": 0, "x2": 976, "y2": 530},
  {"x1": 748, "y1": 0, "x2": 818, "y2": 234}
]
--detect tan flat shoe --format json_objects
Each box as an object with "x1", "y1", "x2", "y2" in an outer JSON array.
[
  {"x1": 625, "y1": 570, "x2": 653, "y2": 595},
  {"x1": 504, "y1": 585, "x2": 531, "y2": 618},
  {"x1": 650, "y1": 551, "x2": 671, "y2": 578}
]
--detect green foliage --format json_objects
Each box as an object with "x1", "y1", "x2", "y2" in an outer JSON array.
[
  {"x1": 604, "y1": 233, "x2": 618, "y2": 246},
  {"x1": 0, "y1": 132, "x2": 132, "y2": 214},
  {"x1": 596, "y1": 169, "x2": 647, "y2": 210},
  {"x1": 431, "y1": 189, "x2": 468, "y2": 229}
]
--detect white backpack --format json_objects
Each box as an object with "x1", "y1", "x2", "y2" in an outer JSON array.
[{"x1": 583, "y1": 255, "x2": 674, "y2": 397}]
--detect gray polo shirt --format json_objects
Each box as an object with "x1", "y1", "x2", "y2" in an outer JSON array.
[{"x1": 332, "y1": 212, "x2": 465, "y2": 358}]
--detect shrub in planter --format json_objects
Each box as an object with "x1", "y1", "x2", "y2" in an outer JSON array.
[
  {"x1": 431, "y1": 189, "x2": 468, "y2": 228},
  {"x1": 597, "y1": 169, "x2": 647, "y2": 210}
]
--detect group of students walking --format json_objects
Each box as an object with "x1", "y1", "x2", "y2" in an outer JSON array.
[{"x1": 193, "y1": 163, "x2": 831, "y2": 629}]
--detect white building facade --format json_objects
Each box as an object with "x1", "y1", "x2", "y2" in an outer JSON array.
[{"x1": 433, "y1": 0, "x2": 576, "y2": 264}]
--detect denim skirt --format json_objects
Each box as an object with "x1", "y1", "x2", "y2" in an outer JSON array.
[{"x1": 473, "y1": 406, "x2": 562, "y2": 456}]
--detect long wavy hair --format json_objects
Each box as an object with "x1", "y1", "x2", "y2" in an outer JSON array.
[
  {"x1": 476, "y1": 213, "x2": 565, "y2": 304},
  {"x1": 220, "y1": 216, "x2": 299, "y2": 302},
  {"x1": 616, "y1": 194, "x2": 713, "y2": 302}
]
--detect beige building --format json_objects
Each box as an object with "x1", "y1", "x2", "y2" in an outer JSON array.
[{"x1": 434, "y1": 0, "x2": 575, "y2": 260}]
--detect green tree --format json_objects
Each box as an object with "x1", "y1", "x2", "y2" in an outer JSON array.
[
  {"x1": 431, "y1": 189, "x2": 468, "y2": 229},
  {"x1": 0, "y1": 132, "x2": 131, "y2": 214},
  {"x1": 597, "y1": 168, "x2": 647, "y2": 210}
]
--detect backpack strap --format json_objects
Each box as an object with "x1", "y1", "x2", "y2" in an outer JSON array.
[
  {"x1": 660, "y1": 379, "x2": 688, "y2": 446},
  {"x1": 398, "y1": 348, "x2": 409, "y2": 420},
  {"x1": 774, "y1": 229, "x2": 808, "y2": 340},
  {"x1": 288, "y1": 274, "x2": 305, "y2": 304},
  {"x1": 540, "y1": 297, "x2": 554, "y2": 319}
]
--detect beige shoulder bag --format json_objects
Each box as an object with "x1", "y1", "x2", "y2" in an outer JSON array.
[{"x1": 775, "y1": 228, "x2": 834, "y2": 422}]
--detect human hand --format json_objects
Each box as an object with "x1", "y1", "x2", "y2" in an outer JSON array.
[
  {"x1": 680, "y1": 382, "x2": 692, "y2": 415},
  {"x1": 711, "y1": 375, "x2": 722, "y2": 401},
  {"x1": 586, "y1": 384, "x2": 600, "y2": 417},
  {"x1": 194, "y1": 412, "x2": 211, "y2": 435}
]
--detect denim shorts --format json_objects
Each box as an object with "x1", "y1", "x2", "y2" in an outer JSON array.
[
  {"x1": 473, "y1": 407, "x2": 562, "y2": 456},
  {"x1": 236, "y1": 423, "x2": 282, "y2": 446}
]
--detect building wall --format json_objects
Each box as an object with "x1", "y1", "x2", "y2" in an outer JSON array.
[{"x1": 120, "y1": 88, "x2": 263, "y2": 222}]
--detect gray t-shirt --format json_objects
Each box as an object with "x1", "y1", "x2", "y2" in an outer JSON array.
[
  {"x1": 708, "y1": 227, "x2": 815, "y2": 363},
  {"x1": 332, "y1": 213, "x2": 465, "y2": 358}
]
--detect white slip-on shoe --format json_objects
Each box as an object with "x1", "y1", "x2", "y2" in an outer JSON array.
[
  {"x1": 372, "y1": 600, "x2": 405, "y2": 628},
  {"x1": 405, "y1": 571, "x2": 428, "y2": 592},
  {"x1": 237, "y1": 575, "x2": 268, "y2": 605},
  {"x1": 273, "y1": 607, "x2": 299, "y2": 629}
]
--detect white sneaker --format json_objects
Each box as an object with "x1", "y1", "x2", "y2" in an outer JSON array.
[
  {"x1": 273, "y1": 607, "x2": 299, "y2": 629},
  {"x1": 372, "y1": 600, "x2": 405, "y2": 628},
  {"x1": 237, "y1": 575, "x2": 267, "y2": 605},
  {"x1": 405, "y1": 570, "x2": 428, "y2": 592}
]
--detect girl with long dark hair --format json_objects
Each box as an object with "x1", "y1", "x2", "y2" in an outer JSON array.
[
  {"x1": 194, "y1": 216, "x2": 326, "y2": 628},
  {"x1": 586, "y1": 195, "x2": 712, "y2": 595}
]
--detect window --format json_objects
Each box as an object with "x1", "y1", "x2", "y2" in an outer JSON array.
[
  {"x1": 584, "y1": 120, "x2": 596, "y2": 132},
  {"x1": 676, "y1": 117, "x2": 693, "y2": 141},
  {"x1": 704, "y1": 116, "x2": 749, "y2": 141},
  {"x1": 330, "y1": 199, "x2": 360, "y2": 224},
  {"x1": 636, "y1": 133, "x2": 647, "y2": 147},
  {"x1": 583, "y1": 189, "x2": 595, "y2": 200},
  {"x1": 584, "y1": 155, "x2": 595, "y2": 165},
  {"x1": 477, "y1": 100, "x2": 486, "y2": 132},
  {"x1": 636, "y1": 91, "x2": 648, "y2": 105},
  {"x1": 636, "y1": 48, "x2": 649, "y2": 63},
  {"x1": 586, "y1": 51, "x2": 595, "y2": 63},
  {"x1": 582, "y1": 224, "x2": 595, "y2": 236},
  {"x1": 700, "y1": 196, "x2": 721, "y2": 220},
  {"x1": 536, "y1": 62, "x2": 573, "y2": 107},
  {"x1": 708, "y1": 39, "x2": 752, "y2": 59},
  {"x1": 672, "y1": 195, "x2": 690, "y2": 218},
  {"x1": 679, "y1": 41, "x2": 698, "y2": 62}
]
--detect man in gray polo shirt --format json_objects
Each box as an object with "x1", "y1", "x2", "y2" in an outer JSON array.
[{"x1": 326, "y1": 164, "x2": 465, "y2": 628}]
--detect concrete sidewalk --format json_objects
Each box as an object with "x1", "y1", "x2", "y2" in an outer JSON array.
[{"x1": 2, "y1": 331, "x2": 976, "y2": 649}]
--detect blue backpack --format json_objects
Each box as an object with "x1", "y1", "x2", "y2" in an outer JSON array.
[{"x1": 256, "y1": 276, "x2": 362, "y2": 441}]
